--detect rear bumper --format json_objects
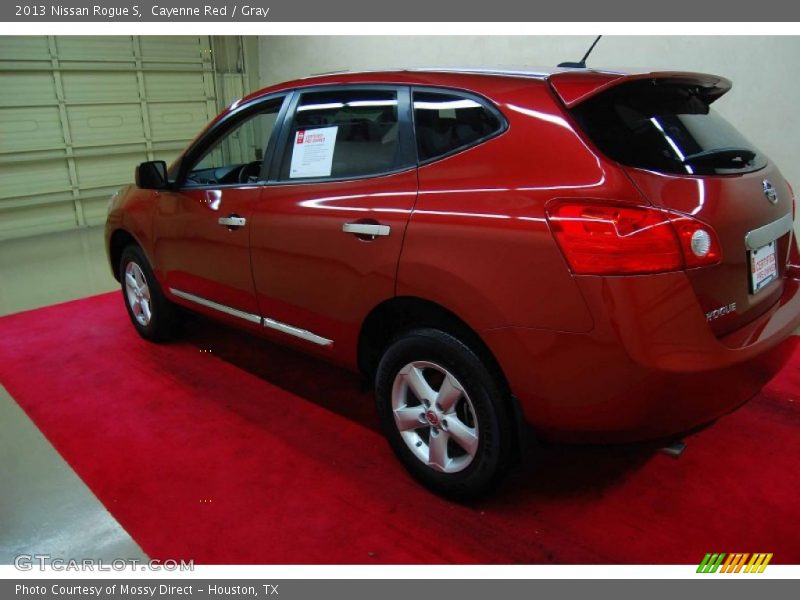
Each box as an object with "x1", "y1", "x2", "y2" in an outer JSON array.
[{"x1": 483, "y1": 272, "x2": 800, "y2": 442}]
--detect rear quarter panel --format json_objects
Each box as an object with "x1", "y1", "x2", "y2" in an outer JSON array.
[{"x1": 398, "y1": 79, "x2": 642, "y2": 333}]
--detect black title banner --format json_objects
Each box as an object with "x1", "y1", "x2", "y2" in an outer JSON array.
[{"x1": 3, "y1": 0, "x2": 800, "y2": 21}]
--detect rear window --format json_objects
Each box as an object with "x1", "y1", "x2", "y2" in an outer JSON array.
[
  {"x1": 413, "y1": 91, "x2": 503, "y2": 162},
  {"x1": 570, "y1": 80, "x2": 767, "y2": 176}
]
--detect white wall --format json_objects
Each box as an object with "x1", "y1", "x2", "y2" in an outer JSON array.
[{"x1": 259, "y1": 35, "x2": 800, "y2": 193}]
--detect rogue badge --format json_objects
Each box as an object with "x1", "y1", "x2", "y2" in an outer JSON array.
[{"x1": 707, "y1": 302, "x2": 737, "y2": 322}]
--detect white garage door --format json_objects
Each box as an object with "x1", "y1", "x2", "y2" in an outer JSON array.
[{"x1": 0, "y1": 36, "x2": 251, "y2": 240}]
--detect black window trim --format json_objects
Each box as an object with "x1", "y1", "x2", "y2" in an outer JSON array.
[
  {"x1": 173, "y1": 91, "x2": 293, "y2": 191},
  {"x1": 169, "y1": 84, "x2": 508, "y2": 191},
  {"x1": 411, "y1": 86, "x2": 509, "y2": 167},
  {"x1": 267, "y1": 83, "x2": 416, "y2": 185}
]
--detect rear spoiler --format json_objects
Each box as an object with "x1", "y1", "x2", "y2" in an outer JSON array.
[{"x1": 548, "y1": 70, "x2": 732, "y2": 108}]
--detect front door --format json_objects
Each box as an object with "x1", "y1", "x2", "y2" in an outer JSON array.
[
  {"x1": 250, "y1": 86, "x2": 417, "y2": 363},
  {"x1": 154, "y1": 96, "x2": 286, "y2": 323}
]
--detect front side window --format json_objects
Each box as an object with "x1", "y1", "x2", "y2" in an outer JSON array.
[
  {"x1": 185, "y1": 99, "x2": 282, "y2": 186},
  {"x1": 280, "y1": 89, "x2": 401, "y2": 180},
  {"x1": 413, "y1": 91, "x2": 503, "y2": 162}
]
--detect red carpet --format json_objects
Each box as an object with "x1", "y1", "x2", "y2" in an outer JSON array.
[{"x1": 1, "y1": 292, "x2": 800, "y2": 564}]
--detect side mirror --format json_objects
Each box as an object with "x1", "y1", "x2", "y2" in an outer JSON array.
[{"x1": 135, "y1": 160, "x2": 168, "y2": 190}]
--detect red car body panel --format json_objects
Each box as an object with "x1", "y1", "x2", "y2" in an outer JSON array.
[
  {"x1": 484, "y1": 274, "x2": 799, "y2": 440},
  {"x1": 249, "y1": 169, "x2": 418, "y2": 365},
  {"x1": 625, "y1": 165, "x2": 793, "y2": 336},
  {"x1": 155, "y1": 186, "x2": 262, "y2": 319},
  {"x1": 106, "y1": 68, "x2": 800, "y2": 442}
]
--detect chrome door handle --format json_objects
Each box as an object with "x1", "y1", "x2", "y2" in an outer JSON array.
[
  {"x1": 218, "y1": 215, "x2": 246, "y2": 229},
  {"x1": 342, "y1": 222, "x2": 391, "y2": 237}
]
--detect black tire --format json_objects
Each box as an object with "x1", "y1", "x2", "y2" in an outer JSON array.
[
  {"x1": 375, "y1": 328, "x2": 514, "y2": 500},
  {"x1": 119, "y1": 244, "x2": 179, "y2": 342}
]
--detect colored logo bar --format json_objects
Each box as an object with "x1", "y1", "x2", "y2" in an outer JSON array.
[{"x1": 697, "y1": 553, "x2": 773, "y2": 573}]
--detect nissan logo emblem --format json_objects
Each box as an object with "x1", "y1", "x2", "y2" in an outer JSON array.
[{"x1": 762, "y1": 179, "x2": 779, "y2": 205}]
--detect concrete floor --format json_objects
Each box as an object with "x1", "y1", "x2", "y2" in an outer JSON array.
[{"x1": 0, "y1": 225, "x2": 146, "y2": 564}]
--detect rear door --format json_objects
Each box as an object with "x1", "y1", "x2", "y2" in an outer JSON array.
[
  {"x1": 250, "y1": 86, "x2": 417, "y2": 363},
  {"x1": 568, "y1": 77, "x2": 794, "y2": 335}
]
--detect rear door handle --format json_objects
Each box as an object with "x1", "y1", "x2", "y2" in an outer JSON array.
[
  {"x1": 342, "y1": 222, "x2": 391, "y2": 237},
  {"x1": 218, "y1": 215, "x2": 247, "y2": 229}
]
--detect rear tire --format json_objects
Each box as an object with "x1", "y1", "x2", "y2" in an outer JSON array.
[
  {"x1": 375, "y1": 328, "x2": 514, "y2": 500},
  {"x1": 119, "y1": 245, "x2": 179, "y2": 342}
]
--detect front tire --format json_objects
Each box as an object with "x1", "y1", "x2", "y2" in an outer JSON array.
[
  {"x1": 119, "y1": 245, "x2": 179, "y2": 342},
  {"x1": 375, "y1": 328, "x2": 514, "y2": 499}
]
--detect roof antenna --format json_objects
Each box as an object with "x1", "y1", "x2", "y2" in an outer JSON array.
[{"x1": 558, "y1": 35, "x2": 602, "y2": 69}]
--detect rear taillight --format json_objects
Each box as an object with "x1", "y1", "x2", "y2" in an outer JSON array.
[
  {"x1": 546, "y1": 202, "x2": 722, "y2": 275},
  {"x1": 668, "y1": 213, "x2": 722, "y2": 269}
]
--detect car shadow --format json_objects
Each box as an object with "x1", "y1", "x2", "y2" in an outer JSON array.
[
  {"x1": 178, "y1": 312, "x2": 669, "y2": 500},
  {"x1": 179, "y1": 313, "x2": 380, "y2": 431}
]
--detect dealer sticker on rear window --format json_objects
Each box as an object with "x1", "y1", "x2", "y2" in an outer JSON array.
[{"x1": 750, "y1": 240, "x2": 778, "y2": 294}]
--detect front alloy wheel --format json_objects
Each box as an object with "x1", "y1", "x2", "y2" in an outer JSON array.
[
  {"x1": 119, "y1": 244, "x2": 179, "y2": 342},
  {"x1": 124, "y1": 261, "x2": 152, "y2": 327}
]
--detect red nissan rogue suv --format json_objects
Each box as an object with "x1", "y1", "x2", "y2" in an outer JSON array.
[{"x1": 106, "y1": 68, "x2": 800, "y2": 497}]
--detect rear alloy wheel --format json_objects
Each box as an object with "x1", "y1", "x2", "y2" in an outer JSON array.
[
  {"x1": 119, "y1": 245, "x2": 179, "y2": 342},
  {"x1": 376, "y1": 328, "x2": 513, "y2": 499},
  {"x1": 392, "y1": 361, "x2": 479, "y2": 474}
]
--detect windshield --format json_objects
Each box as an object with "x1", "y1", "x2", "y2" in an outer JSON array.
[{"x1": 570, "y1": 80, "x2": 767, "y2": 176}]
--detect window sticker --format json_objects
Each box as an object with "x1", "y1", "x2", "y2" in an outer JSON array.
[{"x1": 289, "y1": 126, "x2": 338, "y2": 178}]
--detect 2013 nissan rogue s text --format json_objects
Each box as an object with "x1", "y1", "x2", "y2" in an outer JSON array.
[{"x1": 106, "y1": 68, "x2": 800, "y2": 497}]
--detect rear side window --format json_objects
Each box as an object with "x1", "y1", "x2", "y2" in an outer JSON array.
[
  {"x1": 413, "y1": 91, "x2": 503, "y2": 162},
  {"x1": 280, "y1": 89, "x2": 402, "y2": 180},
  {"x1": 571, "y1": 80, "x2": 767, "y2": 176}
]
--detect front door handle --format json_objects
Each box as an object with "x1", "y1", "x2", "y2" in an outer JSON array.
[
  {"x1": 218, "y1": 214, "x2": 246, "y2": 229},
  {"x1": 342, "y1": 222, "x2": 391, "y2": 237}
]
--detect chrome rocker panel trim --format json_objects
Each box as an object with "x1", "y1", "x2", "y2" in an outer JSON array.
[
  {"x1": 168, "y1": 288, "x2": 333, "y2": 347},
  {"x1": 262, "y1": 317, "x2": 333, "y2": 347}
]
